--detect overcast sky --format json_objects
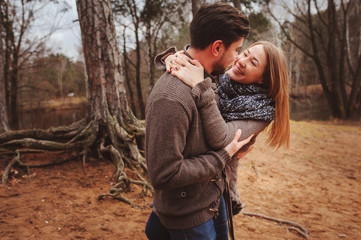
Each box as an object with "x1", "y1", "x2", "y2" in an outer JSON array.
[{"x1": 44, "y1": 0, "x2": 81, "y2": 61}]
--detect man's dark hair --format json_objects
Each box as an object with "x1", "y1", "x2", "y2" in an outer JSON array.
[{"x1": 190, "y1": 2, "x2": 250, "y2": 50}]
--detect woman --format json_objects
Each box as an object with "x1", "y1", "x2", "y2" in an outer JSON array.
[
  {"x1": 167, "y1": 41, "x2": 289, "y2": 148},
  {"x1": 166, "y1": 40, "x2": 289, "y2": 208},
  {"x1": 146, "y1": 41, "x2": 290, "y2": 239}
]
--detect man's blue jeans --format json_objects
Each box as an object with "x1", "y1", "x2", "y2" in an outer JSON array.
[{"x1": 145, "y1": 195, "x2": 228, "y2": 240}]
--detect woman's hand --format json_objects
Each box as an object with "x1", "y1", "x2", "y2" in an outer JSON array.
[
  {"x1": 225, "y1": 129, "x2": 254, "y2": 157},
  {"x1": 164, "y1": 51, "x2": 205, "y2": 88},
  {"x1": 164, "y1": 50, "x2": 185, "y2": 73}
]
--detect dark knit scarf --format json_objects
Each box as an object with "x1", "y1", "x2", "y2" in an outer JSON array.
[{"x1": 217, "y1": 73, "x2": 275, "y2": 122}]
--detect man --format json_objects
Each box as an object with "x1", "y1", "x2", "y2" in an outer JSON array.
[{"x1": 145, "y1": 3, "x2": 254, "y2": 239}]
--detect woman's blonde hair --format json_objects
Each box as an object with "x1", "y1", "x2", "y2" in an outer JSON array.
[{"x1": 249, "y1": 41, "x2": 290, "y2": 149}]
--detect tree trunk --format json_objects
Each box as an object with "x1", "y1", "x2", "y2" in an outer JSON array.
[
  {"x1": 192, "y1": 0, "x2": 202, "y2": 17},
  {"x1": 0, "y1": 0, "x2": 150, "y2": 205},
  {"x1": 267, "y1": 0, "x2": 361, "y2": 119},
  {"x1": 77, "y1": 0, "x2": 136, "y2": 123},
  {"x1": 9, "y1": 57, "x2": 19, "y2": 129},
  {"x1": 232, "y1": 0, "x2": 241, "y2": 10},
  {"x1": 134, "y1": 22, "x2": 145, "y2": 119},
  {"x1": 0, "y1": 2, "x2": 10, "y2": 133},
  {"x1": 122, "y1": 27, "x2": 137, "y2": 114},
  {"x1": 347, "y1": 0, "x2": 361, "y2": 118},
  {"x1": 2, "y1": 1, "x2": 19, "y2": 129},
  {"x1": 75, "y1": 0, "x2": 149, "y2": 204},
  {"x1": 146, "y1": 21, "x2": 155, "y2": 90}
]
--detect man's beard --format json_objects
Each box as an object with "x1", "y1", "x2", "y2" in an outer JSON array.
[{"x1": 211, "y1": 53, "x2": 227, "y2": 75}]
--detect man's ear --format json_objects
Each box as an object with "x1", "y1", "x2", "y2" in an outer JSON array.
[{"x1": 211, "y1": 40, "x2": 223, "y2": 56}]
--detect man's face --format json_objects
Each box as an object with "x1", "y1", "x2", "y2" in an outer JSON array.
[{"x1": 211, "y1": 37, "x2": 244, "y2": 75}]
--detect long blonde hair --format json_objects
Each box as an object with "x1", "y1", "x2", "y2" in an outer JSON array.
[{"x1": 249, "y1": 41, "x2": 290, "y2": 149}]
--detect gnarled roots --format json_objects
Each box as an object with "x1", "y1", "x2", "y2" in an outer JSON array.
[{"x1": 0, "y1": 117, "x2": 153, "y2": 207}]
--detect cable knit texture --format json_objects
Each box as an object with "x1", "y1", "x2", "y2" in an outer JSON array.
[{"x1": 218, "y1": 73, "x2": 275, "y2": 122}]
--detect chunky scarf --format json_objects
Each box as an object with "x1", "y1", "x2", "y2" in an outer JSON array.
[{"x1": 217, "y1": 73, "x2": 275, "y2": 122}]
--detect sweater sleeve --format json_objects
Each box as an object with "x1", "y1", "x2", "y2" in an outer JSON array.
[
  {"x1": 191, "y1": 79, "x2": 270, "y2": 152},
  {"x1": 145, "y1": 97, "x2": 231, "y2": 190}
]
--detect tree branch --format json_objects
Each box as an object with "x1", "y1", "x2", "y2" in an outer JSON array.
[{"x1": 242, "y1": 211, "x2": 309, "y2": 239}]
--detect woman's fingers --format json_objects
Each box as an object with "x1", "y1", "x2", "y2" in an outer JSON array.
[
  {"x1": 165, "y1": 50, "x2": 204, "y2": 74},
  {"x1": 166, "y1": 55, "x2": 188, "y2": 72},
  {"x1": 174, "y1": 54, "x2": 190, "y2": 66}
]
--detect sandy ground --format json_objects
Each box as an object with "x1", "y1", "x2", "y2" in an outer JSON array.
[{"x1": 0, "y1": 120, "x2": 360, "y2": 240}]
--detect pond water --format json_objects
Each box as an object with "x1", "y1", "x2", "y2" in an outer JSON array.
[
  {"x1": 18, "y1": 97, "x2": 332, "y2": 130},
  {"x1": 290, "y1": 97, "x2": 331, "y2": 121},
  {"x1": 19, "y1": 106, "x2": 88, "y2": 130}
]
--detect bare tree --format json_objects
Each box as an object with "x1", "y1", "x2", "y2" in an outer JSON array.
[
  {"x1": 1, "y1": 0, "x2": 68, "y2": 129},
  {"x1": 0, "y1": 0, "x2": 150, "y2": 205},
  {"x1": 192, "y1": 0, "x2": 203, "y2": 17},
  {"x1": 112, "y1": 0, "x2": 146, "y2": 119},
  {"x1": 121, "y1": 26, "x2": 137, "y2": 113},
  {"x1": 113, "y1": 0, "x2": 187, "y2": 118},
  {"x1": 141, "y1": 0, "x2": 188, "y2": 89},
  {"x1": 0, "y1": 2, "x2": 10, "y2": 133},
  {"x1": 268, "y1": 0, "x2": 361, "y2": 119},
  {"x1": 57, "y1": 58, "x2": 67, "y2": 99},
  {"x1": 232, "y1": 0, "x2": 241, "y2": 10}
]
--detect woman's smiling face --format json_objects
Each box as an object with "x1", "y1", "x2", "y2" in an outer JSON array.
[{"x1": 227, "y1": 44, "x2": 267, "y2": 85}]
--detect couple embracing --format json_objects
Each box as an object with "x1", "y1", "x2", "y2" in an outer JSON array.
[{"x1": 145, "y1": 2, "x2": 290, "y2": 240}]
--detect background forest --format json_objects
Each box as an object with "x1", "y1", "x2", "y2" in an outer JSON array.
[
  {"x1": 1, "y1": 1, "x2": 360, "y2": 239},
  {"x1": 1, "y1": 0, "x2": 360, "y2": 131}
]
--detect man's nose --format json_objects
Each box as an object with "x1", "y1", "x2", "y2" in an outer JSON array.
[{"x1": 233, "y1": 52, "x2": 238, "y2": 59}]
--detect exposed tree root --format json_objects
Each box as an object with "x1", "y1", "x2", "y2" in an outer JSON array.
[
  {"x1": 0, "y1": 116, "x2": 152, "y2": 207},
  {"x1": 0, "y1": 119, "x2": 87, "y2": 144},
  {"x1": 242, "y1": 210, "x2": 309, "y2": 239},
  {"x1": 1, "y1": 151, "x2": 21, "y2": 185},
  {"x1": 1, "y1": 150, "x2": 80, "y2": 185},
  {"x1": 95, "y1": 112, "x2": 152, "y2": 207},
  {"x1": 98, "y1": 192, "x2": 135, "y2": 207}
]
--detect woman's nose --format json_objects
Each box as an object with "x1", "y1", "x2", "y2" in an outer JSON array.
[{"x1": 238, "y1": 58, "x2": 246, "y2": 67}]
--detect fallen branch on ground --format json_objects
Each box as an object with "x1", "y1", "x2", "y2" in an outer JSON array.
[{"x1": 242, "y1": 210, "x2": 309, "y2": 239}]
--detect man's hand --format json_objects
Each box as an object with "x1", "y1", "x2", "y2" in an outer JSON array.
[{"x1": 224, "y1": 129, "x2": 254, "y2": 157}]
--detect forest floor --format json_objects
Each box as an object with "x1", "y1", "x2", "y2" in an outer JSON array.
[{"x1": 0, "y1": 120, "x2": 360, "y2": 240}]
